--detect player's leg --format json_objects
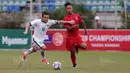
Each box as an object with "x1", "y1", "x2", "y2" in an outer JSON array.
[
  {"x1": 22, "y1": 47, "x2": 36, "y2": 60},
  {"x1": 74, "y1": 43, "x2": 79, "y2": 54},
  {"x1": 22, "y1": 44, "x2": 37, "y2": 61},
  {"x1": 76, "y1": 36, "x2": 87, "y2": 50},
  {"x1": 40, "y1": 44, "x2": 49, "y2": 65},
  {"x1": 79, "y1": 43, "x2": 87, "y2": 50},
  {"x1": 66, "y1": 38, "x2": 77, "y2": 68},
  {"x1": 73, "y1": 36, "x2": 87, "y2": 55},
  {"x1": 70, "y1": 50, "x2": 77, "y2": 68},
  {"x1": 34, "y1": 38, "x2": 49, "y2": 65}
]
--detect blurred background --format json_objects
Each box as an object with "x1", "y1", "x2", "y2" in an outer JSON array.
[
  {"x1": 1, "y1": 1, "x2": 130, "y2": 73},
  {"x1": 0, "y1": 0, "x2": 130, "y2": 29}
]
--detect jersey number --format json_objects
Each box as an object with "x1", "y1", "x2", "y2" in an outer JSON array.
[{"x1": 42, "y1": 28, "x2": 45, "y2": 31}]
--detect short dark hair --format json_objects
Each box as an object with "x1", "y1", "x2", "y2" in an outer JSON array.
[
  {"x1": 64, "y1": 2, "x2": 72, "y2": 8},
  {"x1": 42, "y1": 11, "x2": 49, "y2": 17}
]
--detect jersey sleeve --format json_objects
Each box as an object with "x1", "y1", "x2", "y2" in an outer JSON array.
[
  {"x1": 30, "y1": 20, "x2": 37, "y2": 27},
  {"x1": 49, "y1": 20, "x2": 58, "y2": 26},
  {"x1": 78, "y1": 14, "x2": 82, "y2": 22},
  {"x1": 64, "y1": 17, "x2": 70, "y2": 29}
]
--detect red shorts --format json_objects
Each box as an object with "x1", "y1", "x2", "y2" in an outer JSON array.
[{"x1": 66, "y1": 35, "x2": 85, "y2": 51}]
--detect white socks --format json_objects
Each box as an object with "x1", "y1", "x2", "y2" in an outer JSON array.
[{"x1": 24, "y1": 48, "x2": 33, "y2": 55}]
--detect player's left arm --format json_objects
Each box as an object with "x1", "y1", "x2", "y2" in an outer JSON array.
[
  {"x1": 80, "y1": 20, "x2": 87, "y2": 35},
  {"x1": 78, "y1": 14, "x2": 87, "y2": 35}
]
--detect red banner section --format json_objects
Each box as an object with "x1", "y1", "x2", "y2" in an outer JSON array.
[
  {"x1": 45, "y1": 30, "x2": 66, "y2": 51},
  {"x1": 37, "y1": 29, "x2": 130, "y2": 51},
  {"x1": 86, "y1": 30, "x2": 130, "y2": 51}
]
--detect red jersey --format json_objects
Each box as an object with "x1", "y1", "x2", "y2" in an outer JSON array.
[{"x1": 64, "y1": 13, "x2": 82, "y2": 38}]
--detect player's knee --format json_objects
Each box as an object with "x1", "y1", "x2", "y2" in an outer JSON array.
[
  {"x1": 41, "y1": 45, "x2": 46, "y2": 50},
  {"x1": 82, "y1": 45, "x2": 87, "y2": 50},
  {"x1": 32, "y1": 48, "x2": 37, "y2": 52},
  {"x1": 80, "y1": 43, "x2": 87, "y2": 50},
  {"x1": 32, "y1": 46, "x2": 37, "y2": 52}
]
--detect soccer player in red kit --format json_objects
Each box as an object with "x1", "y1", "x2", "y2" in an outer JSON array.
[{"x1": 64, "y1": 2, "x2": 87, "y2": 68}]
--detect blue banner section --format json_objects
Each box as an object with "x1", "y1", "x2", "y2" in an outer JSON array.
[{"x1": 44, "y1": 34, "x2": 52, "y2": 44}]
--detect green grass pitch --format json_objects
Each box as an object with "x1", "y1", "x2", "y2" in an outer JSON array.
[{"x1": 0, "y1": 50, "x2": 130, "y2": 73}]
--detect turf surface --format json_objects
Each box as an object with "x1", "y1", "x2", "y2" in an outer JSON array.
[{"x1": 0, "y1": 51, "x2": 130, "y2": 73}]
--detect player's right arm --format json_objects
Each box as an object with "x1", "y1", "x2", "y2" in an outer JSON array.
[
  {"x1": 64, "y1": 22, "x2": 79, "y2": 31},
  {"x1": 23, "y1": 23, "x2": 30, "y2": 34},
  {"x1": 64, "y1": 17, "x2": 77, "y2": 31},
  {"x1": 67, "y1": 25, "x2": 79, "y2": 31},
  {"x1": 24, "y1": 19, "x2": 37, "y2": 34}
]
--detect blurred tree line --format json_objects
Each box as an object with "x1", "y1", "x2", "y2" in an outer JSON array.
[
  {"x1": 50, "y1": 4, "x2": 95, "y2": 29},
  {"x1": 120, "y1": 12, "x2": 130, "y2": 29},
  {"x1": 0, "y1": 4, "x2": 95, "y2": 29},
  {"x1": 120, "y1": 1, "x2": 130, "y2": 29},
  {"x1": 0, "y1": 11, "x2": 25, "y2": 29}
]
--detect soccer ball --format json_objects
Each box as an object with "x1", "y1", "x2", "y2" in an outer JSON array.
[{"x1": 52, "y1": 61, "x2": 61, "y2": 70}]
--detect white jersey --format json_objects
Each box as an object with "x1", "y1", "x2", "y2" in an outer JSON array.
[{"x1": 30, "y1": 19, "x2": 57, "y2": 40}]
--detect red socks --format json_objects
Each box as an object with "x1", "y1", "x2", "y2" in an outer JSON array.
[{"x1": 70, "y1": 54, "x2": 76, "y2": 64}]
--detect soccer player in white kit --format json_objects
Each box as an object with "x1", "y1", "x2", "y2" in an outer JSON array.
[{"x1": 22, "y1": 12, "x2": 75, "y2": 64}]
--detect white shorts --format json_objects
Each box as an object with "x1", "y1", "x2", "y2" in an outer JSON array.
[{"x1": 32, "y1": 38, "x2": 45, "y2": 50}]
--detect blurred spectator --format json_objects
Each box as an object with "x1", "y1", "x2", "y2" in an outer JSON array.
[{"x1": 95, "y1": 16, "x2": 102, "y2": 29}]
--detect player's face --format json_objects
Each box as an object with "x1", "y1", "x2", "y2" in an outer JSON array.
[
  {"x1": 43, "y1": 14, "x2": 49, "y2": 23},
  {"x1": 66, "y1": 5, "x2": 73, "y2": 14}
]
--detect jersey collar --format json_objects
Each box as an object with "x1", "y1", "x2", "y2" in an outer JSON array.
[{"x1": 41, "y1": 19, "x2": 47, "y2": 23}]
